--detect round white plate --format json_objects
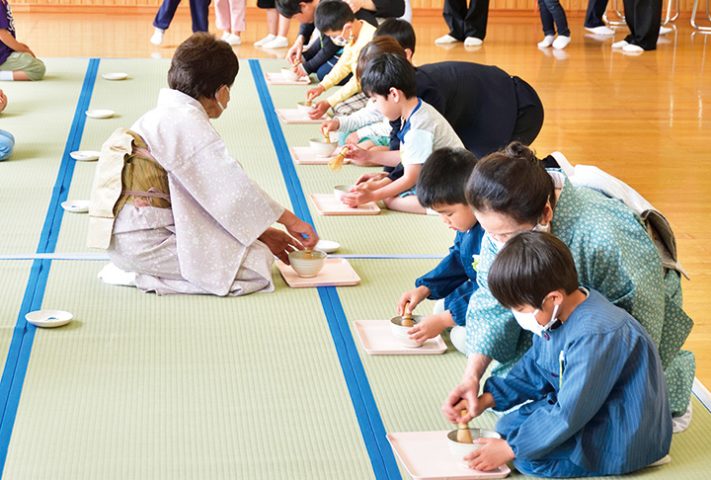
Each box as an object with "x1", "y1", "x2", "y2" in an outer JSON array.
[
  {"x1": 86, "y1": 109, "x2": 115, "y2": 119},
  {"x1": 25, "y1": 309, "x2": 73, "y2": 328},
  {"x1": 316, "y1": 240, "x2": 340, "y2": 253},
  {"x1": 70, "y1": 150, "x2": 101, "y2": 161},
  {"x1": 102, "y1": 72, "x2": 129, "y2": 81},
  {"x1": 61, "y1": 200, "x2": 90, "y2": 213}
]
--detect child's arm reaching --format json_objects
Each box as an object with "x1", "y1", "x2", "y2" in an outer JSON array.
[
  {"x1": 0, "y1": 30, "x2": 34, "y2": 57},
  {"x1": 345, "y1": 144, "x2": 401, "y2": 167},
  {"x1": 342, "y1": 163, "x2": 420, "y2": 207}
]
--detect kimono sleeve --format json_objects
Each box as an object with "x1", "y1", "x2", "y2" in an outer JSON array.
[
  {"x1": 169, "y1": 134, "x2": 284, "y2": 247},
  {"x1": 466, "y1": 235, "x2": 526, "y2": 363}
]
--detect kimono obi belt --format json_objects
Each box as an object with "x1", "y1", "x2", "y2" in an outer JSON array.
[{"x1": 87, "y1": 128, "x2": 171, "y2": 250}]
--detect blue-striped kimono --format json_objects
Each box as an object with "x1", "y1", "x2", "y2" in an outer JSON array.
[{"x1": 484, "y1": 289, "x2": 672, "y2": 477}]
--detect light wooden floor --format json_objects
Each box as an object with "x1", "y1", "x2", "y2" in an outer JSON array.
[{"x1": 10, "y1": 11, "x2": 711, "y2": 385}]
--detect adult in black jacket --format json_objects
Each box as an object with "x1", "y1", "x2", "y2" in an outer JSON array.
[
  {"x1": 351, "y1": 21, "x2": 544, "y2": 182},
  {"x1": 277, "y1": 0, "x2": 405, "y2": 81}
]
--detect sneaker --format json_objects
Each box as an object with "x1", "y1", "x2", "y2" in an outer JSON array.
[
  {"x1": 150, "y1": 28, "x2": 164, "y2": 46},
  {"x1": 254, "y1": 33, "x2": 276, "y2": 47},
  {"x1": 622, "y1": 43, "x2": 644, "y2": 54},
  {"x1": 552, "y1": 35, "x2": 571, "y2": 50},
  {"x1": 226, "y1": 33, "x2": 242, "y2": 46},
  {"x1": 464, "y1": 36, "x2": 483, "y2": 47},
  {"x1": 221, "y1": 31, "x2": 231, "y2": 42},
  {"x1": 537, "y1": 35, "x2": 555, "y2": 48},
  {"x1": 659, "y1": 25, "x2": 673, "y2": 35},
  {"x1": 585, "y1": 25, "x2": 615, "y2": 36},
  {"x1": 262, "y1": 35, "x2": 289, "y2": 49},
  {"x1": 434, "y1": 34, "x2": 459, "y2": 45},
  {"x1": 611, "y1": 39, "x2": 629, "y2": 49}
]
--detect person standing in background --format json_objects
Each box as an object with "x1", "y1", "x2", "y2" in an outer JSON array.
[
  {"x1": 215, "y1": 0, "x2": 246, "y2": 45},
  {"x1": 150, "y1": 0, "x2": 211, "y2": 46},
  {"x1": 254, "y1": 0, "x2": 291, "y2": 49},
  {"x1": 434, "y1": 0, "x2": 489, "y2": 47}
]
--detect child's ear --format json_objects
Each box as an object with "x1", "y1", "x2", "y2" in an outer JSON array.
[{"x1": 404, "y1": 49, "x2": 414, "y2": 62}]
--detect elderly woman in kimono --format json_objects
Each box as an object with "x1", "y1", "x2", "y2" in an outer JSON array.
[
  {"x1": 442, "y1": 142, "x2": 694, "y2": 431},
  {"x1": 87, "y1": 33, "x2": 318, "y2": 296}
]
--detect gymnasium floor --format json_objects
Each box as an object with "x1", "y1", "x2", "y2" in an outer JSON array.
[{"x1": 0, "y1": 10, "x2": 709, "y2": 479}]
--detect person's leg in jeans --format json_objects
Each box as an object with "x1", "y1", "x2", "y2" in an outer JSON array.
[
  {"x1": 189, "y1": 0, "x2": 210, "y2": 32},
  {"x1": 442, "y1": 0, "x2": 467, "y2": 40},
  {"x1": 315, "y1": 54, "x2": 351, "y2": 85},
  {"x1": 153, "y1": 0, "x2": 182, "y2": 30},
  {"x1": 623, "y1": 0, "x2": 661, "y2": 50},
  {"x1": 543, "y1": 0, "x2": 570, "y2": 37},
  {"x1": 538, "y1": 0, "x2": 556, "y2": 37},
  {"x1": 464, "y1": 0, "x2": 490, "y2": 41},
  {"x1": 584, "y1": 0, "x2": 609, "y2": 28}
]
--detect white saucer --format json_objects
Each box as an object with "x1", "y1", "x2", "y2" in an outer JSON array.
[
  {"x1": 70, "y1": 150, "x2": 101, "y2": 161},
  {"x1": 86, "y1": 109, "x2": 115, "y2": 119},
  {"x1": 316, "y1": 240, "x2": 340, "y2": 253},
  {"x1": 61, "y1": 200, "x2": 90, "y2": 213},
  {"x1": 102, "y1": 72, "x2": 129, "y2": 81},
  {"x1": 25, "y1": 309, "x2": 73, "y2": 328}
]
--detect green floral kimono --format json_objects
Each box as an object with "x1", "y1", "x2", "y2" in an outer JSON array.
[{"x1": 466, "y1": 173, "x2": 695, "y2": 415}]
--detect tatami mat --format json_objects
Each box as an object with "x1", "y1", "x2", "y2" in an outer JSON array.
[
  {"x1": 0, "y1": 59, "x2": 87, "y2": 253},
  {"x1": 2, "y1": 58, "x2": 710, "y2": 480},
  {"x1": 0, "y1": 262, "x2": 33, "y2": 388},
  {"x1": 2, "y1": 261, "x2": 375, "y2": 479},
  {"x1": 336, "y1": 259, "x2": 711, "y2": 479},
  {"x1": 260, "y1": 60, "x2": 456, "y2": 256}
]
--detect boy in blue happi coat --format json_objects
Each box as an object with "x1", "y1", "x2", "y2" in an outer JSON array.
[
  {"x1": 444, "y1": 231, "x2": 672, "y2": 477},
  {"x1": 397, "y1": 148, "x2": 485, "y2": 353}
]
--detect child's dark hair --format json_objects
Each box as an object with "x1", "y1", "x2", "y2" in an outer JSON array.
[
  {"x1": 374, "y1": 18, "x2": 416, "y2": 53},
  {"x1": 275, "y1": 0, "x2": 313, "y2": 18},
  {"x1": 360, "y1": 53, "x2": 416, "y2": 98},
  {"x1": 465, "y1": 142, "x2": 556, "y2": 225},
  {"x1": 489, "y1": 232, "x2": 579, "y2": 309},
  {"x1": 314, "y1": 0, "x2": 356, "y2": 33},
  {"x1": 356, "y1": 36, "x2": 406, "y2": 80},
  {"x1": 417, "y1": 148, "x2": 479, "y2": 208},
  {"x1": 168, "y1": 33, "x2": 239, "y2": 100}
]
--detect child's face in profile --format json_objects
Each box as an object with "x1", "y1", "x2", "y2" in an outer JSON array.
[
  {"x1": 432, "y1": 203, "x2": 477, "y2": 232},
  {"x1": 370, "y1": 91, "x2": 401, "y2": 122}
]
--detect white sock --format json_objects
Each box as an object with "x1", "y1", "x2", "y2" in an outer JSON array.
[{"x1": 0, "y1": 71, "x2": 14, "y2": 81}]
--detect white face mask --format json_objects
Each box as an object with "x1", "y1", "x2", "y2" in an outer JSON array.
[
  {"x1": 511, "y1": 302, "x2": 559, "y2": 338},
  {"x1": 331, "y1": 35, "x2": 348, "y2": 47},
  {"x1": 216, "y1": 86, "x2": 230, "y2": 112},
  {"x1": 491, "y1": 238, "x2": 506, "y2": 251}
]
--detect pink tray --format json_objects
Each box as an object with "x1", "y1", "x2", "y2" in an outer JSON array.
[
  {"x1": 265, "y1": 72, "x2": 310, "y2": 85},
  {"x1": 276, "y1": 108, "x2": 325, "y2": 124},
  {"x1": 354, "y1": 320, "x2": 447, "y2": 355},
  {"x1": 387, "y1": 431, "x2": 511, "y2": 480},
  {"x1": 276, "y1": 258, "x2": 360, "y2": 288},
  {"x1": 311, "y1": 194, "x2": 380, "y2": 216},
  {"x1": 291, "y1": 146, "x2": 351, "y2": 166}
]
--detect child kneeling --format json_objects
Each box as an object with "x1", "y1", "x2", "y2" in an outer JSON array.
[
  {"x1": 341, "y1": 53, "x2": 463, "y2": 214},
  {"x1": 449, "y1": 231, "x2": 672, "y2": 477},
  {"x1": 0, "y1": 0, "x2": 45, "y2": 81},
  {"x1": 397, "y1": 148, "x2": 484, "y2": 351}
]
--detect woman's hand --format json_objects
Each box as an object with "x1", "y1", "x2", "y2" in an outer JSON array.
[
  {"x1": 282, "y1": 217, "x2": 319, "y2": 250},
  {"x1": 259, "y1": 227, "x2": 301, "y2": 264}
]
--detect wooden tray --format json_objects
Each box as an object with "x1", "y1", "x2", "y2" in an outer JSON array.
[
  {"x1": 276, "y1": 108, "x2": 325, "y2": 124},
  {"x1": 276, "y1": 258, "x2": 360, "y2": 288},
  {"x1": 265, "y1": 72, "x2": 310, "y2": 85},
  {"x1": 310, "y1": 194, "x2": 380, "y2": 216},
  {"x1": 354, "y1": 320, "x2": 447, "y2": 355},
  {"x1": 387, "y1": 431, "x2": 511, "y2": 480}
]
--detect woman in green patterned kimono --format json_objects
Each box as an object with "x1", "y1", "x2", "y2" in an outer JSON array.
[{"x1": 443, "y1": 142, "x2": 694, "y2": 431}]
